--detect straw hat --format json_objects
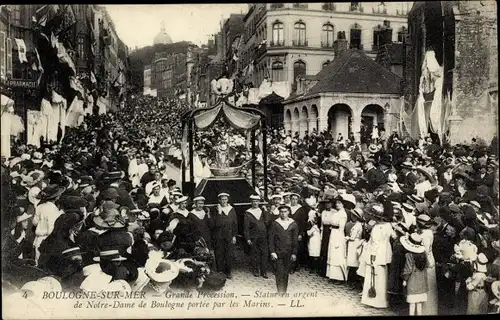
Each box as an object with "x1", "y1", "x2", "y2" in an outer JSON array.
[
  {"x1": 474, "y1": 253, "x2": 488, "y2": 273},
  {"x1": 144, "y1": 259, "x2": 180, "y2": 283},
  {"x1": 338, "y1": 151, "x2": 350, "y2": 161},
  {"x1": 339, "y1": 193, "x2": 356, "y2": 209},
  {"x1": 93, "y1": 249, "x2": 127, "y2": 262},
  {"x1": 491, "y1": 281, "x2": 500, "y2": 299},
  {"x1": 21, "y1": 170, "x2": 45, "y2": 188},
  {"x1": 416, "y1": 214, "x2": 433, "y2": 228},
  {"x1": 16, "y1": 212, "x2": 33, "y2": 223},
  {"x1": 368, "y1": 144, "x2": 379, "y2": 154},
  {"x1": 175, "y1": 196, "x2": 188, "y2": 204},
  {"x1": 400, "y1": 233, "x2": 425, "y2": 254}
]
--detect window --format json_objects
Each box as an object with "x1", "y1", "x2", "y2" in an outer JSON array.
[
  {"x1": 77, "y1": 35, "x2": 85, "y2": 58},
  {"x1": 350, "y1": 2, "x2": 363, "y2": 12},
  {"x1": 397, "y1": 27, "x2": 407, "y2": 42},
  {"x1": 373, "y1": 27, "x2": 382, "y2": 51},
  {"x1": 322, "y1": 23, "x2": 334, "y2": 48},
  {"x1": 293, "y1": 60, "x2": 306, "y2": 92},
  {"x1": 293, "y1": 21, "x2": 306, "y2": 46},
  {"x1": 322, "y1": 60, "x2": 330, "y2": 68},
  {"x1": 293, "y1": 3, "x2": 308, "y2": 9},
  {"x1": 322, "y1": 3, "x2": 336, "y2": 11},
  {"x1": 350, "y1": 24, "x2": 362, "y2": 49},
  {"x1": 6, "y1": 38, "x2": 12, "y2": 77},
  {"x1": 271, "y1": 61, "x2": 284, "y2": 82},
  {"x1": 12, "y1": 5, "x2": 21, "y2": 25},
  {"x1": 272, "y1": 22, "x2": 284, "y2": 46}
]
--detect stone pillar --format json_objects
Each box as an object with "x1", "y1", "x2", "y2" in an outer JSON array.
[
  {"x1": 318, "y1": 117, "x2": 329, "y2": 133},
  {"x1": 351, "y1": 111, "x2": 362, "y2": 143},
  {"x1": 291, "y1": 120, "x2": 299, "y2": 136},
  {"x1": 448, "y1": 114, "x2": 464, "y2": 145},
  {"x1": 300, "y1": 120, "x2": 308, "y2": 138},
  {"x1": 283, "y1": 120, "x2": 291, "y2": 133},
  {"x1": 308, "y1": 118, "x2": 317, "y2": 133}
]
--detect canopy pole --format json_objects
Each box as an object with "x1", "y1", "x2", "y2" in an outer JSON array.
[
  {"x1": 251, "y1": 129, "x2": 256, "y2": 189},
  {"x1": 188, "y1": 119, "x2": 195, "y2": 198},
  {"x1": 181, "y1": 120, "x2": 186, "y2": 186},
  {"x1": 262, "y1": 122, "x2": 268, "y2": 201}
]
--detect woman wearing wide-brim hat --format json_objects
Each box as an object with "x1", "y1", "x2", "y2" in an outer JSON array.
[
  {"x1": 32, "y1": 184, "x2": 66, "y2": 266},
  {"x1": 489, "y1": 240, "x2": 500, "y2": 281},
  {"x1": 325, "y1": 194, "x2": 351, "y2": 282},
  {"x1": 416, "y1": 214, "x2": 438, "y2": 315},
  {"x1": 400, "y1": 233, "x2": 428, "y2": 315},
  {"x1": 319, "y1": 194, "x2": 336, "y2": 277},
  {"x1": 360, "y1": 203, "x2": 395, "y2": 309},
  {"x1": 466, "y1": 253, "x2": 489, "y2": 314}
]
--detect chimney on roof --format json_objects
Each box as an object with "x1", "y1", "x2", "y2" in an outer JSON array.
[{"x1": 333, "y1": 31, "x2": 348, "y2": 58}]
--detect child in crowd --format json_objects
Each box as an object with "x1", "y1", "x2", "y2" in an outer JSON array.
[
  {"x1": 306, "y1": 209, "x2": 321, "y2": 275},
  {"x1": 401, "y1": 233, "x2": 428, "y2": 316}
]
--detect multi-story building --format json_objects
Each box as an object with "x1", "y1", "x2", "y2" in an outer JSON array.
[
  {"x1": 241, "y1": 2, "x2": 410, "y2": 94},
  {"x1": 222, "y1": 14, "x2": 245, "y2": 77},
  {"x1": 0, "y1": 5, "x2": 128, "y2": 148}
]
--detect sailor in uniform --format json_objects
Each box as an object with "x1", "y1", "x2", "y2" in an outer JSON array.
[{"x1": 244, "y1": 195, "x2": 270, "y2": 278}]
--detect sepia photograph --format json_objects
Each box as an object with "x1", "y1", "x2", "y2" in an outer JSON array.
[{"x1": 1, "y1": 1, "x2": 499, "y2": 318}]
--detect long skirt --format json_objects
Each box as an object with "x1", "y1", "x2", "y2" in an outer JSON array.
[
  {"x1": 467, "y1": 289, "x2": 488, "y2": 315},
  {"x1": 422, "y1": 266, "x2": 438, "y2": 315},
  {"x1": 326, "y1": 229, "x2": 347, "y2": 281},
  {"x1": 361, "y1": 265, "x2": 388, "y2": 309}
]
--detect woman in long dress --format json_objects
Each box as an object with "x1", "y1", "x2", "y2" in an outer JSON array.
[
  {"x1": 325, "y1": 195, "x2": 349, "y2": 282},
  {"x1": 360, "y1": 206, "x2": 394, "y2": 309},
  {"x1": 417, "y1": 215, "x2": 438, "y2": 315},
  {"x1": 319, "y1": 198, "x2": 335, "y2": 277}
]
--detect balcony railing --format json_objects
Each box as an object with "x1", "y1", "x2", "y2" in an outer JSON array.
[
  {"x1": 292, "y1": 40, "x2": 308, "y2": 47},
  {"x1": 270, "y1": 40, "x2": 284, "y2": 47},
  {"x1": 321, "y1": 41, "x2": 334, "y2": 48},
  {"x1": 373, "y1": 7, "x2": 387, "y2": 14},
  {"x1": 293, "y1": 3, "x2": 308, "y2": 9},
  {"x1": 322, "y1": 3, "x2": 336, "y2": 11},
  {"x1": 270, "y1": 3, "x2": 284, "y2": 9}
]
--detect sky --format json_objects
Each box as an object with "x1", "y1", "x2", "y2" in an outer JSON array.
[{"x1": 105, "y1": 4, "x2": 248, "y2": 50}]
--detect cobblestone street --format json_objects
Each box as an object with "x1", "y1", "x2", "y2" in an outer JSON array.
[{"x1": 221, "y1": 245, "x2": 405, "y2": 317}]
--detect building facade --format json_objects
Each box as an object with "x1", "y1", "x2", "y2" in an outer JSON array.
[
  {"x1": 404, "y1": 1, "x2": 498, "y2": 145},
  {"x1": 240, "y1": 2, "x2": 410, "y2": 95}
]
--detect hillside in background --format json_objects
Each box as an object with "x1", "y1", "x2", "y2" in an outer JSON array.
[{"x1": 128, "y1": 41, "x2": 193, "y2": 93}]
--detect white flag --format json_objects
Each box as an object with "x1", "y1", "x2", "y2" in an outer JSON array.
[{"x1": 14, "y1": 39, "x2": 28, "y2": 63}]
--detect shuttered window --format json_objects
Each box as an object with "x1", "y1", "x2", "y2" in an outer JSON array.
[
  {"x1": 6, "y1": 38, "x2": 12, "y2": 77},
  {"x1": 0, "y1": 32, "x2": 5, "y2": 77}
]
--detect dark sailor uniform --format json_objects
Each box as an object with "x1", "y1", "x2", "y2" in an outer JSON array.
[
  {"x1": 268, "y1": 218, "x2": 298, "y2": 293},
  {"x1": 211, "y1": 205, "x2": 238, "y2": 276},
  {"x1": 244, "y1": 207, "x2": 270, "y2": 276}
]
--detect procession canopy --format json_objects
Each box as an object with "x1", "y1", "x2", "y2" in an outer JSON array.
[{"x1": 181, "y1": 98, "x2": 266, "y2": 131}]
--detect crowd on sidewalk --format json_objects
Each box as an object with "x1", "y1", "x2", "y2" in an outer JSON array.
[{"x1": 1, "y1": 93, "x2": 500, "y2": 315}]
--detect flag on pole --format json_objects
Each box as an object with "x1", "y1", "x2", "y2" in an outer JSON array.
[{"x1": 14, "y1": 39, "x2": 28, "y2": 63}]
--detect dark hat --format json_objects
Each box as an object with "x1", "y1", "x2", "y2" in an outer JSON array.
[
  {"x1": 39, "y1": 184, "x2": 66, "y2": 201},
  {"x1": 58, "y1": 196, "x2": 88, "y2": 211},
  {"x1": 104, "y1": 171, "x2": 124, "y2": 181},
  {"x1": 61, "y1": 247, "x2": 84, "y2": 259},
  {"x1": 102, "y1": 188, "x2": 120, "y2": 200},
  {"x1": 79, "y1": 175, "x2": 94, "y2": 187}
]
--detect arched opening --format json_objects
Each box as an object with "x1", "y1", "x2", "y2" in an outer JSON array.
[
  {"x1": 310, "y1": 104, "x2": 319, "y2": 133},
  {"x1": 272, "y1": 21, "x2": 284, "y2": 46},
  {"x1": 360, "y1": 104, "x2": 385, "y2": 144},
  {"x1": 284, "y1": 109, "x2": 292, "y2": 133},
  {"x1": 327, "y1": 104, "x2": 353, "y2": 141},
  {"x1": 292, "y1": 107, "x2": 300, "y2": 136},
  {"x1": 349, "y1": 23, "x2": 362, "y2": 49},
  {"x1": 293, "y1": 60, "x2": 306, "y2": 92},
  {"x1": 321, "y1": 23, "x2": 334, "y2": 48},
  {"x1": 300, "y1": 106, "x2": 309, "y2": 137}
]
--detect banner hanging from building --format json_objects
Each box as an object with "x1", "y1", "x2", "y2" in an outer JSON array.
[{"x1": 14, "y1": 39, "x2": 28, "y2": 63}]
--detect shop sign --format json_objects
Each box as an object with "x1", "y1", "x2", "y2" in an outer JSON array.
[{"x1": 5, "y1": 79, "x2": 40, "y2": 89}]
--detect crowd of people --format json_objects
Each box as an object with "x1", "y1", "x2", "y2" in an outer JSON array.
[{"x1": 2, "y1": 92, "x2": 500, "y2": 315}]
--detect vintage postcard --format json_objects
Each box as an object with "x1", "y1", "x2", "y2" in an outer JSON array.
[{"x1": 1, "y1": 2, "x2": 499, "y2": 319}]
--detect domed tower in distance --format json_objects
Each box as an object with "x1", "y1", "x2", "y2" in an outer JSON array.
[{"x1": 153, "y1": 21, "x2": 173, "y2": 45}]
